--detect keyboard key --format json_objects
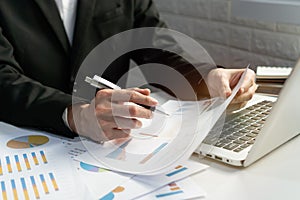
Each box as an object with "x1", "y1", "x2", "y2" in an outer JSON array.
[
  {"x1": 219, "y1": 139, "x2": 232, "y2": 144},
  {"x1": 245, "y1": 114, "x2": 253, "y2": 118},
  {"x1": 233, "y1": 140, "x2": 244, "y2": 144},
  {"x1": 226, "y1": 135, "x2": 239, "y2": 140},
  {"x1": 264, "y1": 111, "x2": 271, "y2": 115},
  {"x1": 234, "y1": 147, "x2": 244, "y2": 152},
  {"x1": 245, "y1": 126, "x2": 256, "y2": 130},
  {"x1": 240, "y1": 116, "x2": 248, "y2": 120},
  {"x1": 250, "y1": 111, "x2": 260, "y2": 115},
  {"x1": 257, "y1": 120, "x2": 265, "y2": 125},
  {"x1": 233, "y1": 125, "x2": 244, "y2": 129},
  {"x1": 223, "y1": 143, "x2": 239, "y2": 150},
  {"x1": 251, "y1": 131, "x2": 259, "y2": 135},
  {"x1": 256, "y1": 102, "x2": 264, "y2": 106},
  {"x1": 240, "y1": 136, "x2": 252, "y2": 141},
  {"x1": 246, "y1": 106, "x2": 256, "y2": 110},
  {"x1": 258, "y1": 113, "x2": 267, "y2": 117},
  {"x1": 252, "y1": 117, "x2": 261, "y2": 120},
  {"x1": 246, "y1": 133, "x2": 257, "y2": 138},
  {"x1": 246, "y1": 119, "x2": 256, "y2": 124},
  {"x1": 203, "y1": 137, "x2": 219, "y2": 145},
  {"x1": 240, "y1": 143, "x2": 251, "y2": 149},
  {"x1": 232, "y1": 118, "x2": 244, "y2": 123},
  {"x1": 247, "y1": 139, "x2": 255, "y2": 145},
  {"x1": 257, "y1": 109, "x2": 265, "y2": 112},
  {"x1": 252, "y1": 123, "x2": 261, "y2": 128},
  {"x1": 215, "y1": 142, "x2": 226, "y2": 147},
  {"x1": 227, "y1": 128, "x2": 239, "y2": 133},
  {"x1": 239, "y1": 129, "x2": 248, "y2": 133},
  {"x1": 233, "y1": 132, "x2": 244, "y2": 137},
  {"x1": 240, "y1": 122, "x2": 251, "y2": 126}
]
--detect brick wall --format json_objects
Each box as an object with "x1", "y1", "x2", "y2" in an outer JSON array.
[{"x1": 153, "y1": 0, "x2": 300, "y2": 68}]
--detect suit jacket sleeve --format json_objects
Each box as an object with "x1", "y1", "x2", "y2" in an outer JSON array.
[{"x1": 0, "y1": 26, "x2": 77, "y2": 138}]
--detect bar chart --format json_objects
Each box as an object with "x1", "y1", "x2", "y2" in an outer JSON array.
[
  {"x1": 0, "y1": 151, "x2": 61, "y2": 199},
  {"x1": 0, "y1": 151, "x2": 48, "y2": 175},
  {"x1": 0, "y1": 173, "x2": 59, "y2": 200}
]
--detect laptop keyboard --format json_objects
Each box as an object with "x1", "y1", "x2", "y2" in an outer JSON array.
[{"x1": 203, "y1": 100, "x2": 274, "y2": 153}]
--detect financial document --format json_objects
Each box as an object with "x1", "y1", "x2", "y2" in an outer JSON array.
[
  {"x1": 0, "y1": 123, "x2": 85, "y2": 200},
  {"x1": 78, "y1": 68, "x2": 249, "y2": 175}
]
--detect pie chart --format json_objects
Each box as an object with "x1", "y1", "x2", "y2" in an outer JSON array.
[{"x1": 7, "y1": 135, "x2": 49, "y2": 149}]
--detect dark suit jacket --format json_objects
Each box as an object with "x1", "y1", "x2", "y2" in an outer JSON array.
[{"x1": 0, "y1": 0, "x2": 204, "y2": 137}]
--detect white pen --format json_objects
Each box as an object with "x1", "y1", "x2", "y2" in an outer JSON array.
[{"x1": 85, "y1": 75, "x2": 169, "y2": 116}]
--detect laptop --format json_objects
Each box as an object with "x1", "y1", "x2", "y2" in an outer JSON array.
[{"x1": 195, "y1": 59, "x2": 300, "y2": 167}]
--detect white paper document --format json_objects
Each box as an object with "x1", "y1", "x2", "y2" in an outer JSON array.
[
  {"x1": 0, "y1": 122, "x2": 84, "y2": 200},
  {"x1": 106, "y1": 160, "x2": 208, "y2": 200},
  {"x1": 78, "y1": 68, "x2": 249, "y2": 175},
  {"x1": 138, "y1": 177, "x2": 206, "y2": 200},
  {"x1": 75, "y1": 155, "x2": 208, "y2": 200}
]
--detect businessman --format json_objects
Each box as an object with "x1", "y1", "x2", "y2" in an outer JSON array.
[{"x1": 0, "y1": 0, "x2": 257, "y2": 143}]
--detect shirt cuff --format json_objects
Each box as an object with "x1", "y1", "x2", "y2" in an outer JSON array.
[{"x1": 62, "y1": 107, "x2": 72, "y2": 130}]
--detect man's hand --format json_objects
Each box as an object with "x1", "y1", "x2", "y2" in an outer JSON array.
[
  {"x1": 67, "y1": 88, "x2": 158, "y2": 143},
  {"x1": 207, "y1": 68, "x2": 258, "y2": 110}
]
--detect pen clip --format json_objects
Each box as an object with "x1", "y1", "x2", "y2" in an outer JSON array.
[
  {"x1": 85, "y1": 76, "x2": 121, "y2": 90},
  {"x1": 85, "y1": 77, "x2": 108, "y2": 89},
  {"x1": 85, "y1": 76, "x2": 169, "y2": 116},
  {"x1": 93, "y1": 75, "x2": 121, "y2": 90}
]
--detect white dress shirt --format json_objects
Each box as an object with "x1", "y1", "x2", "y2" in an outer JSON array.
[
  {"x1": 54, "y1": 0, "x2": 78, "y2": 44},
  {"x1": 54, "y1": 0, "x2": 78, "y2": 129}
]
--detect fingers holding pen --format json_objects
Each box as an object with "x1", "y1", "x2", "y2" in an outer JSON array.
[
  {"x1": 111, "y1": 89, "x2": 158, "y2": 106},
  {"x1": 95, "y1": 89, "x2": 156, "y2": 119},
  {"x1": 91, "y1": 88, "x2": 159, "y2": 141},
  {"x1": 95, "y1": 89, "x2": 157, "y2": 106}
]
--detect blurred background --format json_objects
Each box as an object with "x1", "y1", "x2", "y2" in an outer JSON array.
[{"x1": 153, "y1": 0, "x2": 300, "y2": 69}]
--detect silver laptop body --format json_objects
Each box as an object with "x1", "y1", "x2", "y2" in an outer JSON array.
[{"x1": 196, "y1": 59, "x2": 300, "y2": 167}]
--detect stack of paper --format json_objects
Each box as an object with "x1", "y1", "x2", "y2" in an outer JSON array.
[
  {"x1": 0, "y1": 123, "x2": 86, "y2": 200},
  {"x1": 60, "y1": 67, "x2": 247, "y2": 199},
  {"x1": 0, "y1": 67, "x2": 249, "y2": 200},
  {"x1": 61, "y1": 139, "x2": 208, "y2": 200}
]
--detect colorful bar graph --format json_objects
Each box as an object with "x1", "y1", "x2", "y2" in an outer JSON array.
[
  {"x1": 39, "y1": 174, "x2": 49, "y2": 194},
  {"x1": 30, "y1": 176, "x2": 40, "y2": 199},
  {"x1": 5, "y1": 156, "x2": 12, "y2": 173},
  {"x1": 1, "y1": 181, "x2": 7, "y2": 200},
  {"x1": 20, "y1": 178, "x2": 30, "y2": 200},
  {"x1": 40, "y1": 151, "x2": 48, "y2": 164},
  {"x1": 80, "y1": 162, "x2": 107, "y2": 173},
  {"x1": 14, "y1": 155, "x2": 22, "y2": 172},
  {"x1": 156, "y1": 190, "x2": 183, "y2": 198},
  {"x1": 169, "y1": 182, "x2": 181, "y2": 191},
  {"x1": 0, "y1": 159, "x2": 3, "y2": 176},
  {"x1": 11, "y1": 179, "x2": 18, "y2": 200},
  {"x1": 100, "y1": 186, "x2": 125, "y2": 200},
  {"x1": 31, "y1": 152, "x2": 39, "y2": 165},
  {"x1": 106, "y1": 139, "x2": 132, "y2": 161},
  {"x1": 166, "y1": 166, "x2": 188, "y2": 177},
  {"x1": 140, "y1": 143, "x2": 168, "y2": 164},
  {"x1": 23, "y1": 154, "x2": 31, "y2": 170},
  {"x1": 49, "y1": 173, "x2": 59, "y2": 191},
  {"x1": 156, "y1": 182, "x2": 183, "y2": 198}
]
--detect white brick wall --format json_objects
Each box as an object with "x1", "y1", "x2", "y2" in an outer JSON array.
[{"x1": 153, "y1": 0, "x2": 300, "y2": 68}]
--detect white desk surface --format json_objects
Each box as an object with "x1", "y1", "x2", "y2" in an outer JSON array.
[
  {"x1": 153, "y1": 92, "x2": 300, "y2": 200},
  {"x1": 191, "y1": 134, "x2": 300, "y2": 200},
  {"x1": 1, "y1": 92, "x2": 299, "y2": 199}
]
